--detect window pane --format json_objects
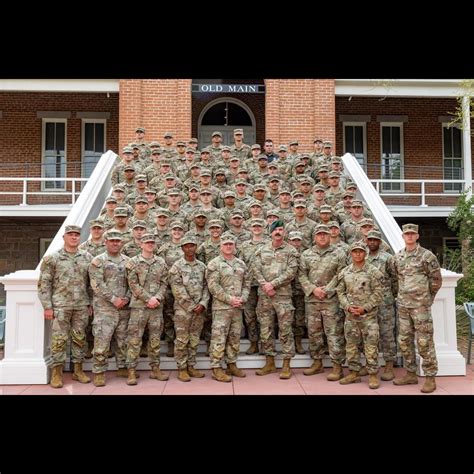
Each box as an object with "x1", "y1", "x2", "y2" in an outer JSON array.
[
  {"x1": 382, "y1": 127, "x2": 391, "y2": 155},
  {"x1": 56, "y1": 123, "x2": 65, "y2": 151},
  {"x1": 345, "y1": 126, "x2": 354, "y2": 153},
  {"x1": 443, "y1": 127, "x2": 452, "y2": 158},
  {"x1": 45, "y1": 123, "x2": 55, "y2": 150},
  {"x1": 202, "y1": 103, "x2": 227, "y2": 125},
  {"x1": 453, "y1": 127, "x2": 462, "y2": 157},
  {"x1": 84, "y1": 123, "x2": 94, "y2": 151},
  {"x1": 391, "y1": 127, "x2": 400, "y2": 154},
  {"x1": 95, "y1": 123, "x2": 105, "y2": 152},
  {"x1": 354, "y1": 126, "x2": 363, "y2": 154},
  {"x1": 228, "y1": 103, "x2": 252, "y2": 125}
]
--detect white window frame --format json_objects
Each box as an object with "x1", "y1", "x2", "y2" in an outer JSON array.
[
  {"x1": 441, "y1": 122, "x2": 463, "y2": 193},
  {"x1": 380, "y1": 122, "x2": 404, "y2": 193},
  {"x1": 39, "y1": 238, "x2": 54, "y2": 259},
  {"x1": 81, "y1": 118, "x2": 106, "y2": 178},
  {"x1": 343, "y1": 122, "x2": 367, "y2": 171},
  {"x1": 41, "y1": 118, "x2": 67, "y2": 191}
]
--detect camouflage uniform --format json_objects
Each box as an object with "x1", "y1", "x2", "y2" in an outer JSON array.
[
  {"x1": 38, "y1": 248, "x2": 92, "y2": 367},
  {"x1": 252, "y1": 241, "x2": 299, "y2": 359},
  {"x1": 206, "y1": 255, "x2": 251, "y2": 369},
  {"x1": 125, "y1": 254, "x2": 168, "y2": 369},
  {"x1": 335, "y1": 261, "x2": 384, "y2": 374},
  {"x1": 79, "y1": 239, "x2": 106, "y2": 257},
  {"x1": 393, "y1": 243, "x2": 442, "y2": 376},
  {"x1": 169, "y1": 256, "x2": 210, "y2": 369},
  {"x1": 89, "y1": 251, "x2": 131, "y2": 374}
]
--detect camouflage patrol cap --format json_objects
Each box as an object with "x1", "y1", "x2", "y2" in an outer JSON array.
[
  {"x1": 268, "y1": 162, "x2": 279, "y2": 169},
  {"x1": 402, "y1": 223, "x2": 419, "y2": 234},
  {"x1": 176, "y1": 141, "x2": 186, "y2": 147},
  {"x1": 141, "y1": 233, "x2": 156, "y2": 243},
  {"x1": 331, "y1": 156, "x2": 342, "y2": 164},
  {"x1": 155, "y1": 208, "x2": 169, "y2": 217},
  {"x1": 235, "y1": 179, "x2": 248, "y2": 186},
  {"x1": 149, "y1": 141, "x2": 161, "y2": 147},
  {"x1": 114, "y1": 207, "x2": 129, "y2": 217},
  {"x1": 291, "y1": 190, "x2": 304, "y2": 199},
  {"x1": 230, "y1": 155, "x2": 240, "y2": 162},
  {"x1": 134, "y1": 196, "x2": 148, "y2": 204},
  {"x1": 185, "y1": 147, "x2": 196, "y2": 154},
  {"x1": 288, "y1": 231, "x2": 303, "y2": 240},
  {"x1": 89, "y1": 219, "x2": 104, "y2": 228},
  {"x1": 181, "y1": 233, "x2": 197, "y2": 246},
  {"x1": 200, "y1": 169, "x2": 212, "y2": 177},
  {"x1": 301, "y1": 153, "x2": 310, "y2": 159},
  {"x1": 193, "y1": 210, "x2": 208, "y2": 218},
  {"x1": 122, "y1": 146, "x2": 134, "y2": 153},
  {"x1": 328, "y1": 171, "x2": 341, "y2": 178},
  {"x1": 132, "y1": 220, "x2": 147, "y2": 229},
  {"x1": 323, "y1": 141, "x2": 332, "y2": 148},
  {"x1": 199, "y1": 188, "x2": 212, "y2": 195},
  {"x1": 64, "y1": 224, "x2": 81, "y2": 234},
  {"x1": 318, "y1": 165, "x2": 329, "y2": 172},
  {"x1": 167, "y1": 188, "x2": 181, "y2": 196},
  {"x1": 135, "y1": 127, "x2": 145, "y2": 133},
  {"x1": 164, "y1": 173, "x2": 176, "y2": 180},
  {"x1": 237, "y1": 169, "x2": 248, "y2": 174},
  {"x1": 350, "y1": 241, "x2": 367, "y2": 252},
  {"x1": 249, "y1": 218, "x2": 265, "y2": 227},
  {"x1": 299, "y1": 176, "x2": 313, "y2": 185},
  {"x1": 367, "y1": 230, "x2": 382, "y2": 240},
  {"x1": 251, "y1": 144, "x2": 261, "y2": 150},
  {"x1": 151, "y1": 148, "x2": 162, "y2": 155},
  {"x1": 268, "y1": 174, "x2": 280, "y2": 180},
  {"x1": 160, "y1": 160, "x2": 171, "y2": 166},
  {"x1": 351, "y1": 200, "x2": 363, "y2": 208},
  {"x1": 221, "y1": 146, "x2": 231, "y2": 152},
  {"x1": 208, "y1": 219, "x2": 223, "y2": 228},
  {"x1": 231, "y1": 210, "x2": 245, "y2": 218},
  {"x1": 215, "y1": 168, "x2": 226, "y2": 175},
  {"x1": 279, "y1": 189, "x2": 291, "y2": 195},
  {"x1": 319, "y1": 204, "x2": 332, "y2": 214},
  {"x1": 189, "y1": 138, "x2": 198, "y2": 144},
  {"x1": 144, "y1": 188, "x2": 157, "y2": 194},
  {"x1": 257, "y1": 154, "x2": 268, "y2": 161},
  {"x1": 190, "y1": 162, "x2": 201, "y2": 169},
  {"x1": 266, "y1": 209, "x2": 280, "y2": 218},
  {"x1": 223, "y1": 190, "x2": 236, "y2": 198},
  {"x1": 220, "y1": 232, "x2": 236, "y2": 244},
  {"x1": 113, "y1": 184, "x2": 126, "y2": 193},
  {"x1": 359, "y1": 218, "x2": 375, "y2": 227},
  {"x1": 105, "y1": 196, "x2": 117, "y2": 203},
  {"x1": 200, "y1": 147, "x2": 210, "y2": 154},
  {"x1": 289, "y1": 140, "x2": 299, "y2": 146},
  {"x1": 170, "y1": 221, "x2": 185, "y2": 230},
  {"x1": 188, "y1": 184, "x2": 200, "y2": 192},
  {"x1": 124, "y1": 164, "x2": 135, "y2": 172},
  {"x1": 212, "y1": 131, "x2": 222, "y2": 138},
  {"x1": 294, "y1": 159, "x2": 305, "y2": 167},
  {"x1": 233, "y1": 128, "x2": 243, "y2": 135},
  {"x1": 293, "y1": 199, "x2": 307, "y2": 208},
  {"x1": 163, "y1": 132, "x2": 173, "y2": 138},
  {"x1": 253, "y1": 183, "x2": 267, "y2": 191},
  {"x1": 328, "y1": 220, "x2": 340, "y2": 229},
  {"x1": 314, "y1": 138, "x2": 323, "y2": 143},
  {"x1": 135, "y1": 174, "x2": 147, "y2": 182},
  {"x1": 346, "y1": 182, "x2": 358, "y2": 189},
  {"x1": 313, "y1": 184, "x2": 327, "y2": 192},
  {"x1": 249, "y1": 200, "x2": 263, "y2": 208},
  {"x1": 343, "y1": 191, "x2": 355, "y2": 199},
  {"x1": 104, "y1": 230, "x2": 123, "y2": 241},
  {"x1": 314, "y1": 224, "x2": 330, "y2": 234},
  {"x1": 278, "y1": 145, "x2": 288, "y2": 152},
  {"x1": 130, "y1": 143, "x2": 140, "y2": 149}
]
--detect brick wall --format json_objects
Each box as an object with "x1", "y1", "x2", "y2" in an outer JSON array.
[{"x1": 0, "y1": 219, "x2": 63, "y2": 304}]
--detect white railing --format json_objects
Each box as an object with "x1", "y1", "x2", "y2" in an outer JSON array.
[
  {"x1": 0, "y1": 177, "x2": 88, "y2": 206},
  {"x1": 370, "y1": 179, "x2": 472, "y2": 207}
]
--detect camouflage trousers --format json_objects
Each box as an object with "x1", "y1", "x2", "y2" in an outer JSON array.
[
  {"x1": 292, "y1": 288, "x2": 306, "y2": 338},
  {"x1": 50, "y1": 307, "x2": 89, "y2": 367},
  {"x1": 200, "y1": 296, "x2": 213, "y2": 343},
  {"x1": 209, "y1": 309, "x2": 243, "y2": 369},
  {"x1": 377, "y1": 302, "x2": 397, "y2": 362},
  {"x1": 305, "y1": 301, "x2": 345, "y2": 365},
  {"x1": 256, "y1": 294, "x2": 295, "y2": 359},
  {"x1": 126, "y1": 307, "x2": 164, "y2": 369},
  {"x1": 92, "y1": 305, "x2": 130, "y2": 374},
  {"x1": 243, "y1": 286, "x2": 260, "y2": 342},
  {"x1": 162, "y1": 287, "x2": 176, "y2": 343},
  {"x1": 397, "y1": 304, "x2": 438, "y2": 376},
  {"x1": 344, "y1": 312, "x2": 379, "y2": 374},
  {"x1": 174, "y1": 306, "x2": 205, "y2": 369}
]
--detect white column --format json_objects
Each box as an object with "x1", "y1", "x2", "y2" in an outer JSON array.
[
  {"x1": 0, "y1": 270, "x2": 50, "y2": 384},
  {"x1": 462, "y1": 96, "x2": 472, "y2": 198}
]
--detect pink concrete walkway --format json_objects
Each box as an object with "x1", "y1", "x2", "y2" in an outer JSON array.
[{"x1": 1, "y1": 365, "x2": 473, "y2": 395}]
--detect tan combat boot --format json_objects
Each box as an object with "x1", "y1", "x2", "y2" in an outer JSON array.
[
  {"x1": 368, "y1": 373, "x2": 380, "y2": 389},
  {"x1": 255, "y1": 356, "x2": 277, "y2": 376},
  {"x1": 118, "y1": 367, "x2": 139, "y2": 378},
  {"x1": 150, "y1": 366, "x2": 169, "y2": 381},
  {"x1": 295, "y1": 336, "x2": 306, "y2": 354},
  {"x1": 246, "y1": 341, "x2": 259, "y2": 355},
  {"x1": 358, "y1": 366, "x2": 368, "y2": 376},
  {"x1": 166, "y1": 342, "x2": 174, "y2": 358},
  {"x1": 421, "y1": 376, "x2": 436, "y2": 393},
  {"x1": 93, "y1": 372, "x2": 106, "y2": 387},
  {"x1": 303, "y1": 359, "x2": 324, "y2": 376},
  {"x1": 127, "y1": 368, "x2": 137, "y2": 385},
  {"x1": 280, "y1": 359, "x2": 292, "y2": 379},
  {"x1": 178, "y1": 368, "x2": 191, "y2": 382},
  {"x1": 393, "y1": 370, "x2": 418, "y2": 385},
  {"x1": 50, "y1": 365, "x2": 63, "y2": 389},
  {"x1": 187, "y1": 365, "x2": 205, "y2": 378},
  {"x1": 327, "y1": 363, "x2": 344, "y2": 381},
  {"x1": 72, "y1": 362, "x2": 91, "y2": 384},
  {"x1": 339, "y1": 370, "x2": 361, "y2": 385},
  {"x1": 381, "y1": 361, "x2": 395, "y2": 381},
  {"x1": 212, "y1": 367, "x2": 232, "y2": 383},
  {"x1": 226, "y1": 363, "x2": 246, "y2": 378}
]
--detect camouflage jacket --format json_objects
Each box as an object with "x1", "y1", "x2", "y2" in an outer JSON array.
[
  {"x1": 79, "y1": 239, "x2": 106, "y2": 257},
  {"x1": 156, "y1": 241, "x2": 184, "y2": 268},
  {"x1": 126, "y1": 254, "x2": 168, "y2": 308},
  {"x1": 393, "y1": 244, "x2": 442, "y2": 308},
  {"x1": 38, "y1": 248, "x2": 92, "y2": 309},
  {"x1": 169, "y1": 257, "x2": 210, "y2": 311},
  {"x1": 197, "y1": 238, "x2": 222, "y2": 264},
  {"x1": 206, "y1": 255, "x2": 251, "y2": 310},
  {"x1": 237, "y1": 239, "x2": 266, "y2": 287},
  {"x1": 122, "y1": 240, "x2": 143, "y2": 258},
  {"x1": 367, "y1": 250, "x2": 398, "y2": 303}
]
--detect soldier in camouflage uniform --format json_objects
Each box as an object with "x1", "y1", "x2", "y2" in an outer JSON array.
[
  {"x1": 38, "y1": 225, "x2": 92, "y2": 388},
  {"x1": 298, "y1": 224, "x2": 348, "y2": 380},
  {"x1": 392, "y1": 224, "x2": 442, "y2": 393},
  {"x1": 111, "y1": 146, "x2": 135, "y2": 186},
  {"x1": 161, "y1": 132, "x2": 178, "y2": 162},
  {"x1": 169, "y1": 234, "x2": 210, "y2": 382},
  {"x1": 333, "y1": 241, "x2": 384, "y2": 389},
  {"x1": 209, "y1": 131, "x2": 224, "y2": 160},
  {"x1": 125, "y1": 233, "x2": 169, "y2": 385},
  {"x1": 230, "y1": 128, "x2": 252, "y2": 161},
  {"x1": 206, "y1": 233, "x2": 251, "y2": 382},
  {"x1": 122, "y1": 221, "x2": 146, "y2": 258},
  {"x1": 88, "y1": 231, "x2": 131, "y2": 387},
  {"x1": 99, "y1": 196, "x2": 118, "y2": 230},
  {"x1": 251, "y1": 221, "x2": 299, "y2": 379}
]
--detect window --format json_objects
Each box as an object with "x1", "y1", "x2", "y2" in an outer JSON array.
[
  {"x1": 343, "y1": 123, "x2": 367, "y2": 170},
  {"x1": 42, "y1": 119, "x2": 67, "y2": 191},
  {"x1": 39, "y1": 238, "x2": 53, "y2": 260},
  {"x1": 442, "y1": 124, "x2": 463, "y2": 192},
  {"x1": 82, "y1": 119, "x2": 106, "y2": 178},
  {"x1": 442, "y1": 236, "x2": 461, "y2": 270},
  {"x1": 380, "y1": 123, "x2": 403, "y2": 192}
]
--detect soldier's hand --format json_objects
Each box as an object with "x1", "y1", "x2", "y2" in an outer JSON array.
[
  {"x1": 44, "y1": 308, "x2": 54, "y2": 320},
  {"x1": 193, "y1": 304, "x2": 205, "y2": 314},
  {"x1": 230, "y1": 297, "x2": 243, "y2": 308},
  {"x1": 263, "y1": 282, "x2": 274, "y2": 294},
  {"x1": 267, "y1": 288, "x2": 276, "y2": 297},
  {"x1": 147, "y1": 297, "x2": 160, "y2": 308},
  {"x1": 313, "y1": 287, "x2": 326, "y2": 299}
]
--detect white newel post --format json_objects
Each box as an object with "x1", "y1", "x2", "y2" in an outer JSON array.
[{"x1": 0, "y1": 270, "x2": 50, "y2": 384}]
